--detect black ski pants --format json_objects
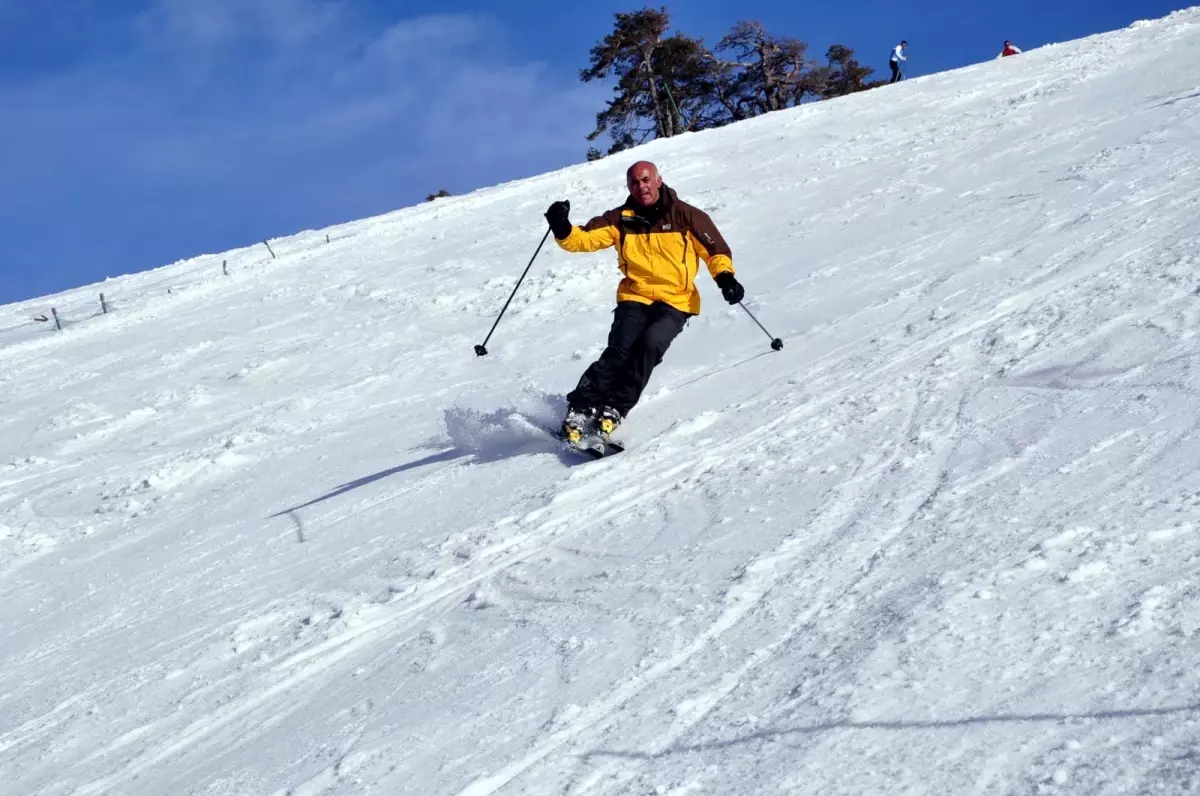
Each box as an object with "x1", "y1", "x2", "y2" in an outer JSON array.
[
  {"x1": 567, "y1": 301, "x2": 689, "y2": 418},
  {"x1": 890, "y1": 61, "x2": 903, "y2": 83}
]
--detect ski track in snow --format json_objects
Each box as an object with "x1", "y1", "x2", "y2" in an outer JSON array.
[{"x1": 3, "y1": 10, "x2": 1200, "y2": 796}]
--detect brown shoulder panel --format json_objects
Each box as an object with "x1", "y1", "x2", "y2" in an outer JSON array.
[
  {"x1": 677, "y1": 200, "x2": 732, "y2": 258},
  {"x1": 584, "y1": 207, "x2": 624, "y2": 232}
]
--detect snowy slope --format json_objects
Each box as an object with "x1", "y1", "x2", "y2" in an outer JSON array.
[{"x1": 3, "y1": 10, "x2": 1200, "y2": 795}]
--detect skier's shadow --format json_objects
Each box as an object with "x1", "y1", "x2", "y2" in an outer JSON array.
[
  {"x1": 268, "y1": 429, "x2": 584, "y2": 518},
  {"x1": 268, "y1": 448, "x2": 466, "y2": 517}
]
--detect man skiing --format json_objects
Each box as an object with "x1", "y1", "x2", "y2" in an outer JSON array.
[
  {"x1": 998, "y1": 40, "x2": 1022, "y2": 57},
  {"x1": 544, "y1": 161, "x2": 745, "y2": 445},
  {"x1": 889, "y1": 40, "x2": 908, "y2": 83}
]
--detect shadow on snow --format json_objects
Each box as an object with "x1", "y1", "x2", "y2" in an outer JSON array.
[
  {"x1": 584, "y1": 703, "x2": 1200, "y2": 760},
  {"x1": 269, "y1": 398, "x2": 582, "y2": 518}
]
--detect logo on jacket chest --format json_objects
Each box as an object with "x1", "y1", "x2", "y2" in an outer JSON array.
[{"x1": 661, "y1": 224, "x2": 672, "y2": 231}]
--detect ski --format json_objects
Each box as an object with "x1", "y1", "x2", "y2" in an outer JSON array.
[
  {"x1": 509, "y1": 414, "x2": 626, "y2": 460},
  {"x1": 560, "y1": 430, "x2": 625, "y2": 459},
  {"x1": 541, "y1": 424, "x2": 624, "y2": 459},
  {"x1": 579, "y1": 436, "x2": 625, "y2": 458}
]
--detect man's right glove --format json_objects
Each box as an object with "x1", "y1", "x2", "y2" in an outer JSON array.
[
  {"x1": 715, "y1": 272, "x2": 745, "y2": 305},
  {"x1": 545, "y1": 200, "x2": 572, "y2": 240}
]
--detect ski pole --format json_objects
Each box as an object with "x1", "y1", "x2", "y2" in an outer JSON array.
[
  {"x1": 474, "y1": 219, "x2": 558, "y2": 356},
  {"x1": 739, "y1": 302, "x2": 784, "y2": 351}
]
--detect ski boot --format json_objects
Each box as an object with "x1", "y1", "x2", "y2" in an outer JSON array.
[
  {"x1": 596, "y1": 406, "x2": 622, "y2": 441},
  {"x1": 560, "y1": 406, "x2": 595, "y2": 445}
]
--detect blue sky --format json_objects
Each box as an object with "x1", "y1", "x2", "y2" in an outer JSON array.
[{"x1": 0, "y1": 0, "x2": 1188, "y2": 304}]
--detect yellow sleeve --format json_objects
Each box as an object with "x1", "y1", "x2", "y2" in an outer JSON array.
[
  {"x1": 703, "y1": 252, "x2": 734, "y2": 279},
  {"x1": 557, "y1": 217, "x2": 618, "y2": 253}
]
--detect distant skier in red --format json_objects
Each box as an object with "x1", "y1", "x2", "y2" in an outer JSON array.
[{"x1": 999, "y1": 40, "x2": 1022, "y2": 57}]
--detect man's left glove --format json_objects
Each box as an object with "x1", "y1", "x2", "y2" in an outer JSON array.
[
  {"x1": 715, "y1": 272, "x2": 745, "y2": 305},
  {"x1": 545, "y1": 200, "x2": 572, "y2": 240}
]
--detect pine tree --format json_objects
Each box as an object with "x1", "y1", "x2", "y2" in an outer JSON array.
[
  {"x1": 820, "y1": 44, "x2": 876, "y2": 97},
  {"x1": 579, "y1": 12, "x2": 881, "y2": 155},
  {"x1": 581, "y1": 8, "x2": 718, "y2": 155},
  {"x1": 652, "y1": 33, "x2": 727, "y2": 133}
]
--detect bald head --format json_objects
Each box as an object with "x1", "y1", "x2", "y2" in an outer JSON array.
[{"x1": 626, "y1": 161, "x2": 662, "y2": 207}]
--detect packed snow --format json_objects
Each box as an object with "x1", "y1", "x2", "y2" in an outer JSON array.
[{"x1": 3, "y1": 9, "x2": 1200, "y2": 795}]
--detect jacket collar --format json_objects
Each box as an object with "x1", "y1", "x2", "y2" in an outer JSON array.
[{"x1": 622, "y1": 184, "x2": 676, "y2": 228}]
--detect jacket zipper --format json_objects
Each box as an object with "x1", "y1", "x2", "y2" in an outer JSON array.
[{"x1": 681, "y1": 231, "x2": 692, "y2": 294}]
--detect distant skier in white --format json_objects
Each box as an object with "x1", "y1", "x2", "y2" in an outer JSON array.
[
  {"x1": 890, "y1": 40, "x2": 908, "y2": 83},
  {"x1": 998, "y1": 40, "x2": 1022, "y2": 57}
]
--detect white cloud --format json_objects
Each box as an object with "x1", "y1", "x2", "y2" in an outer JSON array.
[
  {"x1": 367, "y1": 13, "x2": 488, "y2": 65},
  {"x1": 0, "y1": 3, "x2": 606, "y2": 275},
  {"x1": 136, "y1": 0, "x2": 348, "y2": 51}
]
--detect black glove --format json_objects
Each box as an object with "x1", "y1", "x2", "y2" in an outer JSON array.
[
  {"x1": 715, "y1": 272, "x2": 744, "y2": 305},
  {"x1": 545, "y1": 200, "x2": 572, "y2": 240}
]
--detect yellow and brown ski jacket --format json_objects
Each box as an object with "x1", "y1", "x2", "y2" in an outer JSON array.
[{"x1": 556, "y1": 185, "x2": 734, "y2": 315}]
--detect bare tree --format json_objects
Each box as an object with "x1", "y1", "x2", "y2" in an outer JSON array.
[{"x1": 716, "y1": 21, "x2": 816, "y2": 118}]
